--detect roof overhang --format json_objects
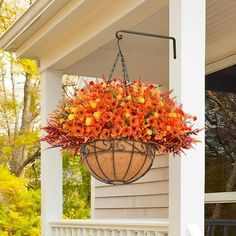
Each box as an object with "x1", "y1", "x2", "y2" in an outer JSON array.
[{"x1": 0, "y1": 0, "x2": 236, "y2": 79}]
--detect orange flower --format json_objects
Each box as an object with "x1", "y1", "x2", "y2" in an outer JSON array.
[
  {"x1": 97, "y1": 103, "x2": 107, "y2": 112},
  {"x1": 121, "y1": 127, "x2": 131, "y2": 137},
  {"x1": 141, "y1": 133, "x2": 151, "y2": 141},
  {"x1": 110, "y1": 99, "x2": 119, "y2": 108},
  {"x1": 130, "y1": 116, "x2": 140, "y2": 127},
  {"x1": 102, "y1": 112, "x2": 113, "y2": 122},
  {"x1": 124, "y1": 102, "x2": 133, "y2": 110},
  {"x1": 100, "y1": 129, "x2": 110, "y2": 139},
  {"x1": 71, "y1": 126, "x2": 84, "y2": 137},
  {"x1": 77, "y1": 107, "x2": 86, "y2": 119},
  {"x1": 63, "y1": 120, "x2": 74, "y2": 129},
  {"x1": 111, "y1": 125, "x2": 122, "y2": 138},
  {"x1": 114, "y1": 116, "x2": 123, "y2": 126},
  {"x1": 148, "y1": 117, "x2": 158, "y2": 127},
  {"x1": 89, "y1": 124, "x2": 101, "y2": 137},
  {"x1": 130, "y1": 126, "x2": 142, "y2": 137},
  {"x1": 155, "y1": 132, "x2": 165, "y2": 140}
]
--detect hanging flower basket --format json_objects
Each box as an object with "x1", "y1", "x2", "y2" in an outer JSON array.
[
  {"x1": 42, "y1": 78, "x2": 200, "y2": 184},
  {"x1": 42, "y1": 36, "x2": 201, "y2": 185}
]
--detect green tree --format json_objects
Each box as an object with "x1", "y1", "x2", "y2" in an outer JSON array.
[
  {"x1": 0, "y1": 0, "x2": 40, "y2": 177},
  {"x1": 63, "y1": 152, "x2": 90, "y2": 219},
  {"x1": 0, "y1": 166, "x2": 40, "y2": 236}
]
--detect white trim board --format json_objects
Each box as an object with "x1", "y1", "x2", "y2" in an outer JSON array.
[{"x1": 205, "y1": 192, "x2": 236, "y2": 204}]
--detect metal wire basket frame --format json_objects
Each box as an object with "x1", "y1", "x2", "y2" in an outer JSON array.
[{"x1": 81, "y1": 139, "x2": 157, "y2": 185}]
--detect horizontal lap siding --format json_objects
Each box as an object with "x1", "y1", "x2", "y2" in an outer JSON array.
[
  {"x1": 95, "y1": 208, "x2": 168, "y2": 219},
  {"x1": 94, "y1": 155, "x2": 169, "y2": 219}
]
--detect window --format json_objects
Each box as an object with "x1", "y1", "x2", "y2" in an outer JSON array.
[{"x1": 205, "y1": 65, "x2": 236, "y2": 235}]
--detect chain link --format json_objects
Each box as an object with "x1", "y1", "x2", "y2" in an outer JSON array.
[
  {"x1": 108, "y1": 52, "x2": 120, "y2": 82},
  {"x1": 107, "y1": 39, "x2": 130, "y2": 85}
]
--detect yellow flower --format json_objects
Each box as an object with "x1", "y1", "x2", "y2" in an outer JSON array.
[
  {"x1": 125, "y1": 112, "x2": 131, "y2": 118},
  {"x1": 65, "y1": 106, "x2": 70, "y2": 112},
  {"x1": 154, "y1": 112, "x2": 159, "y2": 118},
  {"x1": 85, "y1": 117, "x2": 93, "y2": 126},
  {"x1": 117, "y1": 95, "x2": 122, "y2": 100},
  {"x1": 70, "y1": 107, "x2": 77, "y2": 113},
  {"x1": 169, "y1": 112, "x2": 177, "y2": 118},
  {"x1": 126, "y1": 95, "x2": 132, "y2": 101},
  {"x1": 152, "y1": 87, "x2": 161, "y2": 96},
  {"x1": 147, "y1": 129, "x2": 153, "y2": 135},
  {"x1": 93, "y1": 111, "x2": 101, "y2": 120},
  {"x1": 68, "y1": 114, "x2": 75, "y2": 120},
  {"x1": 59, "y1": 118, "x2": 64, "y2": 124},
  {"x1": 138, "y1": 97, "x2": 145, "y2": 103},
  {"x1": 89, "y1": 101, "x2": 97, "y2": 108},
  {"x1": 132, "y1": 84, "x2": 138, "y2": 92},
  {"x1": 95, "y1": 98, "x2": 100, "y2": 103},
  {"x1": 118, "y1": 87, "x2": 123, "y2": 92}
]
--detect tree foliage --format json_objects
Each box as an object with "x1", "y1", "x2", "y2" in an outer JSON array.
[
  {"x1": 0, "y1": 1, "x2": 40, "y2": 177},
  {"x1": 0, "y1": 167, "x2": 40, "y2": 236},
  {"x1": 63, "y1": 152, "x2": 90, "y2": 219}
]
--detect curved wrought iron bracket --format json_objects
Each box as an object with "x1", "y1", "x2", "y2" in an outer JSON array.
[{"x1": 116, "y1": 29, "x2": 177, "y2": 59}]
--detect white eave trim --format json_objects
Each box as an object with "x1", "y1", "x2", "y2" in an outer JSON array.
[
  {"x1": 0, "y1": 0, "x2": 69, "y2": 51},
  {"x1": 206, "y1": 52, "x2": 236, "y2": 75}
]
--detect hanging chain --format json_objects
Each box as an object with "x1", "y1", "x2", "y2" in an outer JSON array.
[
  {"x1": 120, "y1": 51, "x2": 130, "y2": 85},
  {"x1": 107, "y1": 36, "x2": 130, "y2": 86},
  {"x1": 108, "y1": 52, "x2": 120, "y2": 82}
]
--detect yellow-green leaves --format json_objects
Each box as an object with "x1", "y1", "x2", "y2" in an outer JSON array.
[
  {"x1": 0, "y1": 167, "x2": 41, "y2": 235},
  {"x1": 14, "y1": 130, "x2": 39, "y2": 147}
]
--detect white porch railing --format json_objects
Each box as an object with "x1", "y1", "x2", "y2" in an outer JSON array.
[{"x1": 50, "y1": 219, "x2": 169, "y2": 236}]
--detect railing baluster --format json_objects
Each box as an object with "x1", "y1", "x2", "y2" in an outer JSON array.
[
  {"x1": 93, "y1": 228, "x2": 96, "y2": 235},
  {"x1": 78, "y1": 228, "x2": 83, "y2": 236},
  {"x1": 66, "y1": 227, "x2": 71, "y2": 236},
  {"x1": 103, "y1": 229, "x2": 109, "y2": 236},
  {"x1": 137, "y1": 231, "x2": 144, "y2": 236},
  {"x1": 126, "y1": 230, "x2": 133, "y2": 236},
  {"x1": 55, "y1": 227, "x2": 60, "y2": 236},
  {"x1": 154, "y1": 232, "x2": 163, "y2": 236},
  {"x1": 71, "y1": 228, "x2": 76, "y2": 236},
  {"x1": 223, "y1": 226, "x2": 228, "y2": 236},
  {"x1": 82, "y1": 228, "x2": 87, "y2": 236},
  {"x1": 120, "y1": 230, "x2": 126, "y2": 236},
  {"x1": 210, "y1": 225, "x2": 216, "y2": 236}
]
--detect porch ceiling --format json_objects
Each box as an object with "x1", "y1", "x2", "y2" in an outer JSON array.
[
  {"x1": 0, "y1": 0, "x2": 236, "y2": 80},
  {"x1": 65, "y1": 6, "x2": 169, "y2": 86}
]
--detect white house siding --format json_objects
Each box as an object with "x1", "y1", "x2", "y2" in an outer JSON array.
[{"x1": 93, "y1": 155, "x2": 169, "y2": 219}]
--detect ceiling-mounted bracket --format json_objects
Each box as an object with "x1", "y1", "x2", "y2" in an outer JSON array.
[{"x1": 116, "y1": 29, "x2": 177, "y2": 59}]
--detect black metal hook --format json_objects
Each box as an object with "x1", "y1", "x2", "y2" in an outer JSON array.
[
  {"x1": 115, "y1": 29, "x2": 177, "y2": 59},
  {"x1": 116, "y1": 33, "x2": 123, "y2": 55}
]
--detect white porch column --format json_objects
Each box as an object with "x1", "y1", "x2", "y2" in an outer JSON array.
[
  {"x1": 169, "y1": 1, "x2": 205, "y2": 236},
  {"x1": 40, "y1": 70, "x2": 63, "y2": 236}
]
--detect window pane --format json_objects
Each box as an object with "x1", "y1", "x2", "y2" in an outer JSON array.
[
  {"x1": 205, "y1": 90, "x2": 236, "y2": 193},
  {"x1": 205, "y1": 203, "x2": 236, "y2": 236},
  {"x1": 205, "y1": 203, "x2": 236, "y2": 219}
]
